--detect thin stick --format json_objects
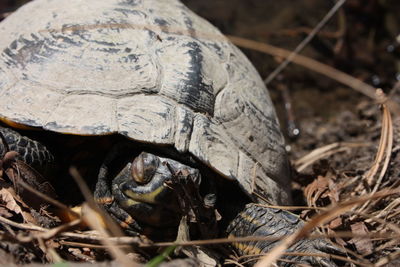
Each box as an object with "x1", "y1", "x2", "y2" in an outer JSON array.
[
  {"x1": 264, "y1": 0, "x2": 347, "y2": 84},
  {"x1": 69, "y1": 167, "x2": 135, "y2": 267}
]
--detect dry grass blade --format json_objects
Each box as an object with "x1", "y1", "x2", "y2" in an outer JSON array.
[
  {"x1": 17, "y1": 179, "x2": 80, "y2": 217},
  {"x1": 294, "y1": 142, "x2": 369, "y2": 172},
  {"x1": 69, "y1": 167, "x2": 136, "y2": 267},
  {"x1": 2, "y1": 207, "x2": 398, "y2": 248},
  {"x1": 369, "y1": 102, "x2": 393, "y2": 192},
  {"x1": 0, "y1": 212, "x2": 145, "y2": 247},
  {"x1": 357, "y1": 100, "x2": 393, "y2": 214},
  {"x1": 254, "y1": 203, "x2": 326, "y2": 211},
  {"x1": 16, "y1": 219, "x2": 82, "y2": 243},
  {"x1": 375, "y1": 250, "x2": 400, "y2": 267},
  {"x1": 264, "y1": 0, "x2": 346, "y2": 84},
  {"x1": 364, "y1": 103, "x2": 389, "y2": 184},
  {"x1": 80, "y1": 203, "x2": 137, "y2": 267},
  {"x1": 227, "y1": 36, "x2": 400, "y2": 115},
  {"x1": 0, "y1": 213, "x2": 48, "y2": 232},
  {"x1": 374, "y1": 197, "x2": 400, "y2": 222},
  {"x1": 254, "y1": 189, "x2": 400, "y2": 267},
  {"x1": 357, "y1": 212, "x2": 400, "y2": 236},
  {"x1": 69, "y1": 167, "x2": 125, "y2": 237},
  {"x1": 146, "y1": 231, "x2": 400, "y2": 250},
  {"x1": 59, "y1": 240, "x2": 131, "y2": 249},
  {"x1": 227, "y1": 36, "x2": 374, "y2": 98}
]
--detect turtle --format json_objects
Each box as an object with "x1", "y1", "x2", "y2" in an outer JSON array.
[{"x1": 0, "y1": 0, "x2": 340, "y2": 265}]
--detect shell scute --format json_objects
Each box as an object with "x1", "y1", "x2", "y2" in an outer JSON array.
[{"x1": 0, "y1": 0, "x2": 291, "y2": 204}]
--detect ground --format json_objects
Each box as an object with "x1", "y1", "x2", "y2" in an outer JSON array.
[{"x1": 0, "y1": 0, "x2": 399, "y2": 266}]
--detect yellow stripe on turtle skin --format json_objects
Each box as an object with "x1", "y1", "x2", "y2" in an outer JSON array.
[
  {"x1": 121, "y1": 198, "x2": 141, "y2": 209},
  {"x1": 123, "y1": 185, "x2": 165, "y2": 204},
  {"x1": 228, "y1": 234, "x2": 262, "y2": 255},
  {"x1": 237, "y1": 213, "x2": 262, "y2": 227},
  {"x1": 228, "y1": 213, "x2": 266, "y2": 255}
]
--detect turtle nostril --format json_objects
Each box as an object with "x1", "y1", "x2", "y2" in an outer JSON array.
[{"x1": 131, "y1": 152, "x2": 159, "y2": 184}]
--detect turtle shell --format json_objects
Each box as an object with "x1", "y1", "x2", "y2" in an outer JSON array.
[{"x1": 0, "y1": 0, "x2": 291, "y2": 204}]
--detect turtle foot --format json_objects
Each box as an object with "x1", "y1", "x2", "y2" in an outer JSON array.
[{"x1": 227, "y1": 203, "x2": 343, "y2": 266}]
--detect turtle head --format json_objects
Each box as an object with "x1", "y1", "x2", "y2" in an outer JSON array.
[{"x1": 109, "y1": 152, "x2": 201, "y2": 228}]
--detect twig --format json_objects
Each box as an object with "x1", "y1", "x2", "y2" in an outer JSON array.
[
  {"x1": 59, "y1": 240, "x2": 131, "y2": 249},
  {"x1": 294, "y1": 142, "x2": 369, "y2": 172},
  {"x1": 69, "y1": 167, "x2": 135, "y2": 267},
  {"x1": 17, "y1": 180, "x2": 79, "y2": 217},
  {"x1": 17, "y1": 219, "x2": 82, "y2": 243},
  {"x1": 0, "y1": 215, "x2": 146, "y2": 245},
  {"x1": 227, "y1": 36, "x2": 400, "y2": 115},
  {"x1": 264, "y1": 0, "x2": 347, "y2": 84},
  {"x1": 375, "y1": 250, "x2": 400, "y2": 267},
  {"x1": 0, "y1": 214, "x2": 44, "y2": 232},
  {"x1": 357, "y1": 98, "x2": 393, "y2": 214}
]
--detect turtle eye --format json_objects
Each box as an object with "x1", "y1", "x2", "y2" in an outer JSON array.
[{"x1": 131, "y1": 152, "x2": 159, "y2": 184}]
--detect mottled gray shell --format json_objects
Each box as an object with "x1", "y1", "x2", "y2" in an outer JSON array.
[{"x1": 0, "y1": 0, "x2": 291, "y2": 204}]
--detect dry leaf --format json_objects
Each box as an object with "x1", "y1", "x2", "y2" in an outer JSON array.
[
  {"x1": 304, "y1": 175, "x2": 329, "y2": 206},
  {"x1": 328, "y1": 228, "x2": 347, "y2": 247},
  {"x1": 349, "y1": 222, "x2": 373, "y2": 255},
  {"x1": 329, "y1": 217, "x2": 343, "y2": 229},
  {"x1": 0, "y1": 187, "x2": 23, "y2": 215},
  {"x1": 0, "y1": 205, "x2": 13, "y2": 218},
  {"x1": 0, "y1": 186, "x2": 36, "y2": 224},
  {"x1": 327, "y1": 178, "x2": 340, "y2": 202}
]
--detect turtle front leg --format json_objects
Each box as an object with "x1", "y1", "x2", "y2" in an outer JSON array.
[
  {"x1": 227, "y1": 203, "x2": 341, "y2": 266},
  {"x1": 0, "y1": 126, "x2": 57, "y2": 201},
  {"x1": 0, "y1": 126, "x2": 54, "y2": 174}
]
